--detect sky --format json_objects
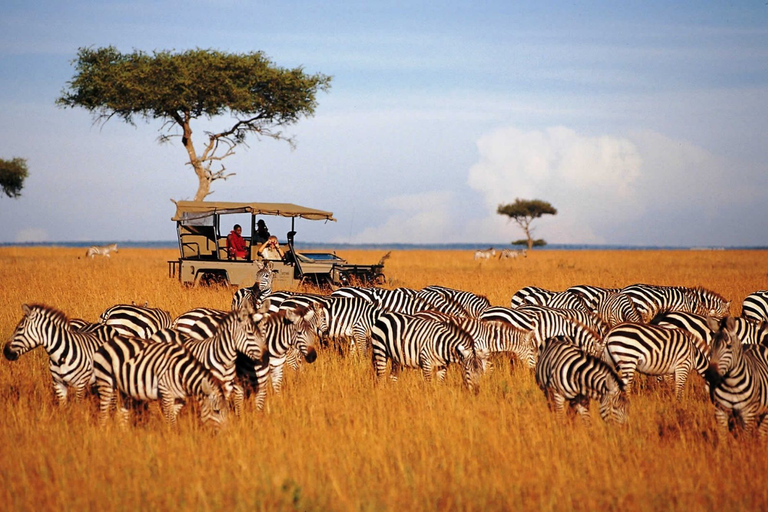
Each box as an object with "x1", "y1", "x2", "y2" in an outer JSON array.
[{"x1": 1, "y1": 1, "x2": 766, "y2": 247}]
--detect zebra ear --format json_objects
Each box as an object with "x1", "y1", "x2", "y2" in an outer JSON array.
[
  {"x1": 725, "y1": 316, "x2": 738, "y2": 336},
  {"x1": 22, "y1": 304, "x2": 31, "y2": 316}
]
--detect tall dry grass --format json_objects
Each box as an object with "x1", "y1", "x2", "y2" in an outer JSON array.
[{"x1": 1, "y1": 247, "x2": 767, "y2": 511}]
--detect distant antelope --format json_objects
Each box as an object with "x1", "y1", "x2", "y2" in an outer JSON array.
[{"x1": 86, "y1": 243, "x2": 118, "y2": 258}]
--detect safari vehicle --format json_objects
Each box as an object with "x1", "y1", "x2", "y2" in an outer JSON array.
[{"x1": 171, "y1": 201, "x2": 386, "y2": 289}]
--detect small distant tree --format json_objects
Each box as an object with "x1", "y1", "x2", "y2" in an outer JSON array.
[
  {"x1": 0, "y1": 157, "x2": 29, "y2": 198},
  {"x1": 57, "y1": 47, "x2": 331, "y2": 201},
  {"x1": 497, "y1": 198, "x2": 557, "y2": 251}
]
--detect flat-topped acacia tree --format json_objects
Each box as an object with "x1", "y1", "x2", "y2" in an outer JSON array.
[
  {"x1": 57, "y1": 47, "x2": 331, "y2": 200},
  {"x1": 497, "y1": 198, "x2": 557, "y2": 250}
]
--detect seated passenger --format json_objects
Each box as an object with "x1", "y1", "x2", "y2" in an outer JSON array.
[
  {"x1": 226, "y1": 224, "x2": 248, "y2": 260},
  {"x1": 255, "y1": 219, "x2": 271, "y2": 243},
  {"x1": 258, "y1": 236, "x2": 284, "y2": 261}
]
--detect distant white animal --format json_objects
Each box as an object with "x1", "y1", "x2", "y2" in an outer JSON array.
[
  {"x1": 474, "y1": 248, "x2": 496, "y2": 260},
  {"x1": 86, "y1": 243, "x2": 118, "y2": 258},
  {"x1": 499, "y1": 248, "x2": 527, "y2": 260}
]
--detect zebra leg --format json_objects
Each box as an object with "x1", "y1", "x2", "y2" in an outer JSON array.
[
  {"x1": 270, "y1": 363, "x2": 285, "y2": 394},
  {"x1": 673, "y1": 366, "x2": 691, "y2": 401},
  {"x1": 254, "y1": 373, "x2": 269, "y2": 411},
  {"x1": 231, "y1": 383, "x2": 245, "y2": 417},
  {"x1": 435, "y1": 366, "x2": 448, "y2": 381},
  {"x1": 372, "y1": 349, "x2": 388, "y2": 380},
  {"x1": 617, "y1": 362, "x2": 637, "y2": 394},
  {"x1": 97, "y1": 382, "x2": 116, "y2": 427},
  {"x1": 159, "y1": 393, "x2": 181, "y2": 427},
  {"x1": 757, "y1": 414, "x2": 768, "y2": 439},
  {"x1": 389, "y1": 362, "x2": 401, "y2": 382},
  {"x1": 551, "y1": 391, "x2": 567, "y2": 417},
  {"x1": 572, "y1": 396, "x2": 592, "y2": 427},
  {"x1": 420, "y1": 358, "x2": 434, "y2": 382},
  {"x1": 713, "y1": 408, "x2": 732, "y2": 437},
  {"x1": 51, "y1": 374, "x2": 69, "y2": 405}
]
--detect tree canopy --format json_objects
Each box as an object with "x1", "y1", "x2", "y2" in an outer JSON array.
[
  {"x1": 57, "y1": 46, "x2": 332, "y2": 200},
  {"x1": 497, "y1": 198, "x2": 557, "y2": 250},
  {"x1": 0, "y1": 157, "x2": 29, "y2": 198}
]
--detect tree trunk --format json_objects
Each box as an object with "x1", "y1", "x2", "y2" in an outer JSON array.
[{"x1": 179, "y1": 117, "x2": 211, "y2": 201}]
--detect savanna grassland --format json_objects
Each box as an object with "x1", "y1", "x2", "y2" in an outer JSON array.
[{"x1": 1, "y1": 246, "x2": 767, "y2": 511}]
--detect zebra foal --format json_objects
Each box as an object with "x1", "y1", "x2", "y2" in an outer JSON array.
[{"x1": 535, "y1": 337, "x2": 628, "y2": 425}]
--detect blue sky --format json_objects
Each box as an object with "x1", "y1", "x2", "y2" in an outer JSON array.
[{"x1": 1, "y1": 1, "x2": 766, "y2": 246}]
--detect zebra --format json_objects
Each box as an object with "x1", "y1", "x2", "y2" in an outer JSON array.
[
  {"x1": 99, "y1": 303, "x2": 173, "y2": 338},
  {"x1": 333, "y1": 286, "x2": 427, "y2": 315},
  {"x1": 86, "y1": 243, "x2": 118, "y2": 258},
  {"x1": 237, "y1": 304, "x2": 322, "y2": 410},
  {"x1": 370, "y1": 311, "x2": 484, "y2": 394},
  {"x1": 231, "y1": 261, "x2": 275, "y2": 310},
  {"x1": 602, "y1": 322, "x2": 709, "y2": 401},
  {"x1": 742, "y1": 291, "x2": 768, "y2": 323},
  {"x1": 652, "y1": 311, "x2": 768, "y2": 351},
  {"x1": 4, "y1": 304, "x2": 111, "y2": 404},
  {"x1": 705, "y1": 316, "x2": 768, "y2": 438},
  {"x1": 172, "y1": 307, "x2": 229, "y2": 341},
  {"x1": 593, "y1": 291, "x2": 642, "y2": 328},
  {"x1": 565, "y1": 285, "x2": 622, "y2": 314},
  {"x1": 474, "y1": 248, "x2": 496, "y2": 260},
  {"x1": 499, "y1": 248, "x2": 526, "y2": 260},
  {"x1": 535, "y1": 336, "x2": 628, "y2": 425},
  {"x1": 93, "y1": 336, "x2": 228, "y2": 429},
  {"x1": 510, "y1": 286, "x2": 587, "y2": 311},
  {"x1": 173, "y1": 303, "x2": 267, "y2": 416},
  {"x1": 519, "y1": 304, "x2": 610, "y2": 340},
  {"x1": 621, "y1": 283, "x2": 730, "y2": 323},
  {"x1": 518, "y1": 306, "x2": 605, "y2": 357},
  {"x1": 417, "y1": 285, "x2": 491, "y2": 318},
  {"x1": 322, "y1": 296, "x2": 381, "y2": 355}
]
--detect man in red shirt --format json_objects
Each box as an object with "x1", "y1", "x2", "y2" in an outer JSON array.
[{"x1": 226, "y1": 224, "x2": 248, "y2": 260}]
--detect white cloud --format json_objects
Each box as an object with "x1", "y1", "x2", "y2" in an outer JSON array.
[
  {"x1": 465, "y1": 125, "x2": 750, "y2": 245},
  {"x1": 342, "y1": 191, "x2": 456, "y2": 244}
]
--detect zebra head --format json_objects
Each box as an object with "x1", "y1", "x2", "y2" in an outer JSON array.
[
  {"x1": 462, "y1": 353, "x2": 483, "y2": 395},
  {"x1": 599, "y1": 377, "x2": 629, "y2": 425},
  {"x1": 231, "y1": 301, "x2": 269, "y2": 362},
  {"x1": 197, "y1": 377, "x2": 229, "y2": 430},
  {"x1": 706, "y1": 316, "x2": 741, "y2": 385},
  {"x1": 4, "y1": 304, "x2": 68, "y2": 361},
  {"x1": 284, "y1": 306, "x2": 320, "y2": 364},
  {"x1": 690, "y1": 288, "x2": 730, "y2": 319}
]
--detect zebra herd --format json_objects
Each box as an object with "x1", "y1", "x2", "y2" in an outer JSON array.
[{"x1": 4, "y1": 281, "x2": 768, "y2": 437}]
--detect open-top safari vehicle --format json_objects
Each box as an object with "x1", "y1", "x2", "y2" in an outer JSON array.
[{"x1": 170, "y1": 200, "x2": 386, "y2": 289}]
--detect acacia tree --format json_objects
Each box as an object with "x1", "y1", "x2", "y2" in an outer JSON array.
[
  {"x1": 0, "y1": 157, "x2": 29, "y2": 198},
  {"x1": 497, "y1": 198, "x2": 557, "y2": 250},
  {"x1": 57, "y1": 47, "x2": 331, "y2": 200}
]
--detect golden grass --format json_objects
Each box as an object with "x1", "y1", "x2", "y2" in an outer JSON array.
[{"x1": 1, "y1": 246, "x2": 767, "y2": 511}]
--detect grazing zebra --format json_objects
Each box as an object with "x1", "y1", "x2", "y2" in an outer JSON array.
[
  {"x1": 322, "y1": 296, "x2": 381, "y2": 355},
  {"x1": 174, "y1": 303, "x2": 267, "y2": 416},
  {"x1": 237, "y1": 304, "x2": 322, "y2": 410},
  {"x1": 705, "y1": 316, "x2": 768, "y2": 438},
  {"x1": 4, "y1": 304, "x2": 110, "y2": 403},
  {"x1": 93, "y1": 336, "x2": 228, "y2": 429},
  {"x1": 535, "y1": 337, "x2": 628, "y2": 425},
  {"x1": 742, "y1": 291, "x2": 768, "y2": 323},
  {"x1": 276, "y1": 293, "x2": 331, "y2": 337},
  {"x1": 621, "y1": 283, "x2": 730, "y2": 323},
  {"x1": 86, "y1": 243, "x2": 118, "y2": 258},
  {"x1": 593, "y1": 291, "x2": 642, "y2": 328},
  {"x1": 99, "y1": 303, "x2": 173, "y2": 338},
  {"x1": 474, "y1": 248, "x2": 496, "y2": 260},
  {"x1": 602, "y1": 323, "x2": 708, "y2": 400},
  {"x1": 499, "y1": 248, "x2": 526, "y2": 260},
  {"x1": 370, "y1": 312, "x2": 484, "y2": 394},
  {"x1": 565, "y1": 285, "x2": 622, "y2": 313},
  {"x1": 231, "y1": 261, "x2": 275, "y2": 310},
  {"x1": 417, "y1": 285, "x2": 490, "y2": 318},
  {"x1": 519, "y1": 306, "x2": 605, "y2": 357}
]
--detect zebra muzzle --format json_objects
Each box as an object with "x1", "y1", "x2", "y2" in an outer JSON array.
[
  {"x1": 304, "y1": 347, "x2": 318, "y2": 364},
  {"x1": 3, "y1": 343, "x2": 19, "y2": 361}
]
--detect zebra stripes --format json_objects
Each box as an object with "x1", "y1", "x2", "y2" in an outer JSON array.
[
  {"x1": 93, "y1": 336, "x2": 228, "y2": 429},
  {"x1": 535, "y1": 337, "x2": 628, "y2": 425},
  {"x1": 621, "y1": 283, "x2": 730, "y2": 323},
  {"x1": 510, "y1": 286, "x2": 587, "y2": 311},
  {"x1": 231, "y1": 261, "x2": 275, "y2": 310},
  {"x1": 99, "y1": 303, "x2": 172, "y2": 339},
  {"x1": 322, "y1": 296, "x2": 380, "y2": 354},
  {"x1": 176, "y1": 304, "x2": 267, "y2": 416},
  {"x1": 370, "y1": 312, "x2": 483, "y2": 393},
  {"x1": 705, "y1": 316, "x2": 768, "y2": 437},
  {"x1": 85, "y1": 243, "x2": 118, "y2": 258},
  {"x1": 4, "y1": 304, "x2": 109, "y2": 403},
  {"x1": 594, "y1": 291, "x2": 642, "y2": 328},
  {"x1": 602, "y1": 323, "x2": 708, "y2": 400},
  {"x1": 237, "y1": 304, "x2": 322, "y2": 410},
  {"x1": 417, "y1": 285, "x2": 491, "y2": 318},
  {"x1": 742, "y1": 291, "x2": 768, "y2": 323}
]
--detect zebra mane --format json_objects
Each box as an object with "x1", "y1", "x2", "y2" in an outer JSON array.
[
  {"x1": 691, "y1": 286, "x2": 727, "y2": 302},
  {"x1": 24, "y1": 303, "x2": 72, "y2": 328}
]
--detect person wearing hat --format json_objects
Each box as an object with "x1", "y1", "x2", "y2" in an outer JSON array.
[{"x1": 255, "y1": 219, "x2": 271, "y2": 243}]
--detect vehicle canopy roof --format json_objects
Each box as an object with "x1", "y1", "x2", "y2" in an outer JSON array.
[{"x1": 172, "y1": 201, "x2": 337, "y2": 222}]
